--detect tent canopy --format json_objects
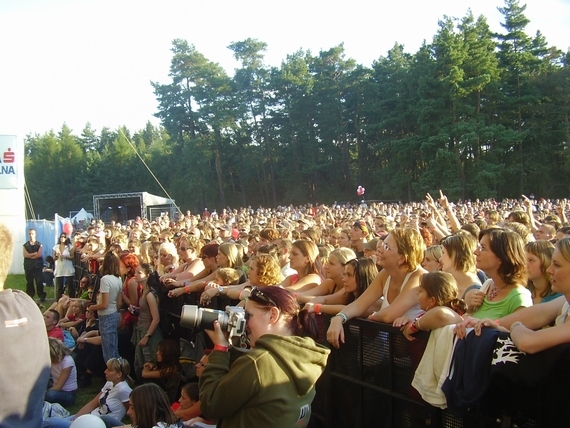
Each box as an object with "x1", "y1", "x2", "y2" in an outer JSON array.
[
  {"x1": 93, "y1": 192, "x2": 176, "y2": 222},
  {"x1": 71, "y1": 208, "x2": 93, "y2": 224}
]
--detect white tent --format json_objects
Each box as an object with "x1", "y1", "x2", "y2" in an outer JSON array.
[{"x1": 71, "y1": 208, "x2": 93, "y2": 227}]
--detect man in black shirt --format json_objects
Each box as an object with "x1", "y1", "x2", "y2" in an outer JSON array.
[{"x1": 23, "y1": 228, "x2": 45, "y2": 301}]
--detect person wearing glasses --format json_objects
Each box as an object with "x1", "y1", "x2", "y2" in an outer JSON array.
[
  {"x1": 162, "y1": 235, "x2": 204, "y2": 283},
  {"x1": 44, "y1": 357, "x2": 132, "y2": 428},
  {"x1": 77, "y1": 275, "x2": 93, "y2": 300},
  {"x1": 327, "y1": 227, "x2": 427, "y2": 348},
  {"x1": 199, "y1": 286, "x2": 330, "y2": 427}
]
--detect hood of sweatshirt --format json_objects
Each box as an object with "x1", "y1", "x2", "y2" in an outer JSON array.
[{"x1": 255, "y1": 334, "x2": 330, "y2": 395}]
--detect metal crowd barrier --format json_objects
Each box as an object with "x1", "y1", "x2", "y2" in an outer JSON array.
[
  {"x1": 162, "y1": 292, "x2": 570, "y2": 427},
  {"x1": 311, "y1": 316, "x2": 570, "y2": 428}
]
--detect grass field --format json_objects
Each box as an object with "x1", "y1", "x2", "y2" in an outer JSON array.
[{"x1": 5, "y1": 274, "x2": 112, "y2": 416}]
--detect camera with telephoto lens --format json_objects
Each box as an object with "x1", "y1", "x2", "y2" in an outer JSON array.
[{"x1": 180, "y1": 305, "x2": 246, "y2": 345}]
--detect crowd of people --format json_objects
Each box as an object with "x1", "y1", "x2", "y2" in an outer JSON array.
[{"x1": 5, "y1": 192, "x2": 570, "y2": 427}]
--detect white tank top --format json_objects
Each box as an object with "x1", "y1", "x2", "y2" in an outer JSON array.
[{"x1": 380, "y1": 268, "x2": 423, "y2": 319}]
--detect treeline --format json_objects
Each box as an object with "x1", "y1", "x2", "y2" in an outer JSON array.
[{"x1": 25, "y1": 0, "x2": 570, "y2": 217}]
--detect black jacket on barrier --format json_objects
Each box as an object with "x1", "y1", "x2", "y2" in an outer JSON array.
[{"x1": 442, "y1": 328, "x2": 500, "y2": 415}]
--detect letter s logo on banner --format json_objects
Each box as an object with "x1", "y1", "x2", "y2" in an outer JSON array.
[
  {"x1": 3, "y1": 148, "x2": 15, "y2": 163},
  {"x1": 0, "y1": 136, "x2": 19, "y2": 189}
]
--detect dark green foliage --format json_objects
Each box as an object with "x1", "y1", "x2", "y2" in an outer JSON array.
[{"x1": 23, "y1": 1, "x2": 570, "y2": 216}]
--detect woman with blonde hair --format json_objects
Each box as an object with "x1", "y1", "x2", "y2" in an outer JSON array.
[
  {"x1": 157, "y1": 242, "x2": 179, "y2": 276},
  {"x1": 45, "y1": 338, "x2": 78, "y2": 407},
  {"x1": 44, "y1": 358, "x2": 132, "y2": 428},
  {"x1": 328, "y1": 227, "x2": 343, "y2": 248},
  {"x1": 327, "y1": 228, "x2": 427, "y2": 348},
  {"x1": 440, "y1": 232, "x2": 482, "y2": 301},
  {"x1": 280, "y1": 240, "x2": 322, "y2": 292},
  {"x1": 295, "y1": 247, "x2": 356, "y2": 304},
  {"x1": 525, "y1": 240, "x2": 561, "y2": 304},
  {"x1": 139, "y1": 241, "x2": 154, "y2": 265},
  {"x1": 162, "y1": 235, "x2": 204, "y2": 282},
  {"x1": 200, "y1": 253, "x2": 283, "y2": 304},
  {"x1": 246, "y1": 253, "x2": 282, "y2": 286},
  {"x1": 422, "y1": 245, "x2": 443, "y2": 272}
]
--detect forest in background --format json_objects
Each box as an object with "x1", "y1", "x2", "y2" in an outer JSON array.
[{"x1": 24, "y1": 0, "x2": 570, "y2": 217}]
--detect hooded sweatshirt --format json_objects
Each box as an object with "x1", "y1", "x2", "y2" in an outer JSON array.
[{"x1": 199, "y1": 334, "x2": 330, "y2": 428}]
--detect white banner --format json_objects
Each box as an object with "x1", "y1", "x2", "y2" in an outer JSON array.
[{"x1": 0, "y1": 135, "x2": 18, "y2": 189}]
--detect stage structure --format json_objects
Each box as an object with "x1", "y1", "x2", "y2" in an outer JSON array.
[{"x1": 93, "y1": 192, "x2": 176, "y2": 223}]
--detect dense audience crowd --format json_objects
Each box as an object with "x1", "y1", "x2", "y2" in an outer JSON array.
[{"x1": 8, "y1": 192, "x2": 570, "y2": 427}]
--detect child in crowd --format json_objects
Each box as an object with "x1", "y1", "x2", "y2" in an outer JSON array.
[
  {"x1": 45, "y1": 338, "x2": 78, "y2": 407},
  {"x1": 43, "y1": 255, "x2": 55, "y2": 287},
  {"x1": 214, "y1": 268, "x2": 240, "y2": 286},
  {"x1": 397, "y1": 271, "x2": 466, "y2": 340}
]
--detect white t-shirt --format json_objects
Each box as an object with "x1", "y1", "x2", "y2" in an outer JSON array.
[
  {"x1": 92, "y1": 380, "x2": 132, "y2": 421},
  {"x1": 51, "y1": 355, "x2": 77, "y2": 392},
  {"x1": 52, "y1": 244, "x2": 75, "y2": 277},
  {"x1": 98, "y1": 275, "x2": 122, "y2": 316}
]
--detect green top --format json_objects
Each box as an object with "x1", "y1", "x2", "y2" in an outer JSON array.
[
  {"x1": 472, "y1": 286, "x2": 533, "y2": 320},
  {"x1": 199, "y1": 334, "x2": 330, "y2": 428}
]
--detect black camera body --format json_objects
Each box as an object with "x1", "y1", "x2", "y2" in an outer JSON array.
[{"x1": 180, "y1": 305, "x2": 246, "y2": 345}]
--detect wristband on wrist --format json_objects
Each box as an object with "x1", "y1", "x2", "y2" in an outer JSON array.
[
  {"x1": 334, "y1": 312, "x2": 348, "y2": 324},
  {"x1": 314, "y1": 303, "x2": 322, "y2": 314},
  {"x1": 494, "y1": 319, "x2": 500, "y2": 326},
  {"x1": 213, "y1": 344, "x2": 228, "y2": 352},
  {"x1": 216, "y1": 285, "x2": 224, "y2": 296},
  {"x1": 415, "y1": 317, "x2": 424, "y2": 331},
  {"x1": 409, "y1": 321, "x2": 419, "y2": 333},
  {"x1": 510, "y1": 321, "x2": 523, "y2": 331},
  {"x1": 184, "y1": 285, "x2": 191, "y2": 294}
]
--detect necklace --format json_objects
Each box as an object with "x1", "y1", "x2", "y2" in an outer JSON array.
[{"x1": 488, "y1": 283, "x2": 508, "y2": 301}]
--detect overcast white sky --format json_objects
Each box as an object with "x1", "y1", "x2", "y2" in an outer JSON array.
[{"x1": 0, "y1": 0, "x2": 568, "y2": 138}]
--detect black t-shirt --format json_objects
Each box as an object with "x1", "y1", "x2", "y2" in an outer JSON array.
[{"x1": 23, "y1": 241, "x2": 43, "y2": 269}]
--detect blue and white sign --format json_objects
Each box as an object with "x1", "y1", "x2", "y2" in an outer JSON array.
[{"x1": 0, "y1": 135, "x2": 18, "y2": 189}]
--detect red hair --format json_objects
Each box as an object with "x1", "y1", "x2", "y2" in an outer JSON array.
[{"x1": 120, "y1": 252, "x2": 139, "y2": 277}]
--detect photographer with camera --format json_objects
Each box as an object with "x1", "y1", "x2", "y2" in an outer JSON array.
[{"x1": 192, "y1": 286, "x2": 330, "y2": 427}]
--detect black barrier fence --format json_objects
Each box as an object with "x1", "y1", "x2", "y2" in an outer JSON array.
[
  {"x1": 167, "y1": 294, "x2": 570, "y2": 428},
  {"x1": 312, "y1": 316, "x2": 570, "y2": 428}
]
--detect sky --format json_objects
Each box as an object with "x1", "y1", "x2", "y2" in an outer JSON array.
[{"x1": 0, "y1": 0, "x2": 568, "y2": 138}]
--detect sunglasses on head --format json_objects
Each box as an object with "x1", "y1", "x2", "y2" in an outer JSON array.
[{"x1": 248, "y1": 286, "x2": 277, "y2": 307}]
